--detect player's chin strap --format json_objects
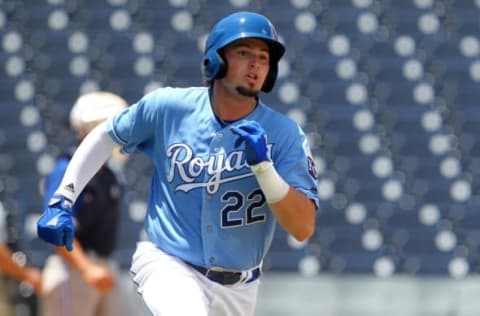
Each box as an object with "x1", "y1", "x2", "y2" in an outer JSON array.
[{"x1": 250, "y1": 161, "x2": 289, "y2": 204}]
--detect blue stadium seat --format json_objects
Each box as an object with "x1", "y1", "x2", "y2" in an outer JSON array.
[{"x1": 4, "y1": 0, "x2": 480, "y2": 278}]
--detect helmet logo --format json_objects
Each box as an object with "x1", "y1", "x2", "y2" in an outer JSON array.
[{"x1": 268, "y1": 21, "x2": 278, "y2": 38}]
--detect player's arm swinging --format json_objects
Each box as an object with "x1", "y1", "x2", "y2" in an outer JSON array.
[
  {"x1": 251, "y1": 160, "x2": 315, "y2": 241},
  {"x1": 266, "y1": 184, "x2": 315, "y2": 241},
  {"x1": 37, "y1": 122, "x2": 117, "y2": 250},
  {"x1": 232, "y1": 121, "x2": 316, "y2": 242}
]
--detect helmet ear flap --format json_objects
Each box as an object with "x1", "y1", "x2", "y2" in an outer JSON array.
[
  {"x1": 202, "y1": 56, "x2": 216, "y2": 81},
  {"x1": 216, "y1": 63, "x2": 226, "y2": 79},
  {"x1": 215, "y1": 50, "x2": 227, "y2": 79},
  {"x1": 202, "y1": 51, "x2": 227, "y2": 81},
  {"x1": 262, "y1": 64, "x2": 278, "y2": 93}
]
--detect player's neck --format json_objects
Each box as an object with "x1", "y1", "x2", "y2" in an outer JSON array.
[{"x1": 210, "y1": 85, "x2": 257, "y2": 122}]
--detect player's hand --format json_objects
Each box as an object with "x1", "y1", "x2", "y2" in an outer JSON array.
[
  {"x1": 37, "y1": 196, "x2": 74, "y2": 251},
  {"x1": 231, "y1": 120, "x2": 270, "y2": 165},
  {"x1": 23, "y1": 267, "x2": 43, "y2": 295},
  {"x1": 82, "y1": 264, "x2": 115, "y2": 293}
]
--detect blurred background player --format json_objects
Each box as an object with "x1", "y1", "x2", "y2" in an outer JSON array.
[
  {"x1": 0, "y1": 245, "x2": 42, "y2": 295},
  {"x1": 0, "y1": 200, "x2": 42, "y2": 316},
  {"x1": 40, "y1": 92, "x2": 134, "y2": 316},
  {"x1": 0, "y1": 244, "x2": 42, "y2": 316}
]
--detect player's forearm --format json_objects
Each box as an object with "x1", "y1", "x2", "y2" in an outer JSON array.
[
  {"x1": 55, "y1": 239, "x2": 91, "y2": 275},
  {"x1": 54, "y1": 122, "x2": 116, "y2": 202},
  {"x1": 270, "y1": 188, "x2": 316, "y2": 241},
  {"x1": 251, "y1": 161, "x2": 316, "y2": 241},
  {"x1": 0, "y1": 244, "x2": 30, "y2": 282}
]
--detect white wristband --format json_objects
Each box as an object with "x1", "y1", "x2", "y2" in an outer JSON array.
[{"x1": 251, "y1": 161, "x2": 289, "y2": 204}]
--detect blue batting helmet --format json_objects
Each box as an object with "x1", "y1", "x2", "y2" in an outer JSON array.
[{"x1": 202, "y1": 11, "x2": 285, "y2": 93}]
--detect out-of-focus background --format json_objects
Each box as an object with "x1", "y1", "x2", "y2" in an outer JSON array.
[{"x1": 2, "y1": 0, "x2": 480, "y2": 315}]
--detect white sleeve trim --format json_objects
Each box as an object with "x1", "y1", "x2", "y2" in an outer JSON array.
[{"x1": 54, "y1": 122, "x2": 116, "y2": 202}]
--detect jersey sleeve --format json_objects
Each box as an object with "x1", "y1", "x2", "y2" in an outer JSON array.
[
  {"x1": 106, "y1": 89, "x2": 167, "y2": 154},
  {"x1": 273, "y1": 123, "x2": 319, "y2": 210}
]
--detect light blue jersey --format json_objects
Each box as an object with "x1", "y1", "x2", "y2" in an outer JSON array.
[{"x1": 107, "y1": 86, "x2": 318, "y2": 270}]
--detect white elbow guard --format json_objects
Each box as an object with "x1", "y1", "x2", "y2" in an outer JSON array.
[{"x1": 250, "y1": 161, "x2": 289, "y2": 204}]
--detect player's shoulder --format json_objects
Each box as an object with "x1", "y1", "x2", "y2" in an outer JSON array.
[
  {"x1": 146, "y1": 86, "x2": 208, "y2": 100},
  {"x1": 139, "y1": 86, "x2": 207, "y2": 109},
  {"x1": 257, "y1": 102, "x2": 300, "y2": 131}
]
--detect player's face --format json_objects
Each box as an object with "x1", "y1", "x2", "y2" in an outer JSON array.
[{"x1": 222, "y1": 38, "x2": 270, "y2": 98}]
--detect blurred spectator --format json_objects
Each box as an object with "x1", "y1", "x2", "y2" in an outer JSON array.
[
  {"x1": 0, "y1": 201, "x2": 42, "y2": 316},
  {"x1": 0, "y1": 244, "x2": 42, "y2": 294},
  {"x1": 40, "y1": 92, "x2": 134, "y2": 316}
]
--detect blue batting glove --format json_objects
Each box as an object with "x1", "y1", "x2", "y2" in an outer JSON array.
[
  {"x1": 231, "y1": 120, "x2": 270, "y2": 165},
  {"x1": 37, "y1": 195, "x2": 74, "y2": 251}
]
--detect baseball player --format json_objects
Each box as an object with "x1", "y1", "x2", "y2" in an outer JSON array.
[
  {"x1": 37, "y1": 11, "x2": 319, "y2": 316},
  {"x1": 0, "y1": 201, "x2": 42, "y2": 316},
  {"x1": 0, "y1": 245, "x2": 42, "y2": 315},
  {"x1": 40, "y1": 92, "x2": 134, "y2": 316}
]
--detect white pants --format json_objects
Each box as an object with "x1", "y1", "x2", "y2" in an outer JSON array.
[
  {"x1": 130, "y1": 241, "x2": 260, "y2": 316},
  {"x1": 41, "y1": 254, "x2": 135, "y2": 316}
]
